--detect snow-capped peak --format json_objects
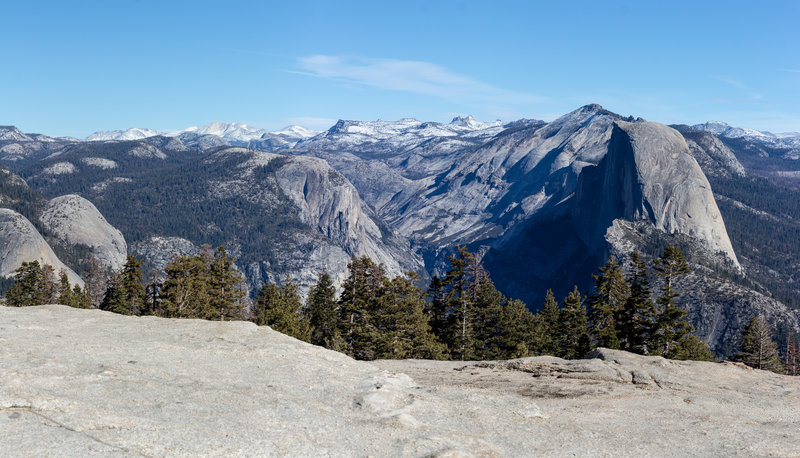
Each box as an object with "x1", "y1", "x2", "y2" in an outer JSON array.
[
  {"x1": 0, "y1": 126, "x2": 33, "y2": 142},
  {"x1": 693, "y1": 121, "x2": 800, "y2": 152},
  {"x1": 86, "y1": 128, "x2": 163, "y2": 142},
  {"x1": 273, "y1": 125, "x2": 319, "y2": 139},
  {"x1": 449, "y1": 115, "x2": 503, "y2": 130}
]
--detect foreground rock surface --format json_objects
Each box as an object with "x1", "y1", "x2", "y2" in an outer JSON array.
[{"x1": 1, "y1": 305, "x2": 798, "y2": 456}]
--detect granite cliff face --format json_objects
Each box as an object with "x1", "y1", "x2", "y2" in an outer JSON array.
[
  {"x1": 0, "y1": 209, "x2": 83, "y2": 286},
  {"x1": 39, "y1": 195, "x2": 127, "y2": 271},
  {"x1": 572, "y1": 121, "x2": 739, "y2": 267}
]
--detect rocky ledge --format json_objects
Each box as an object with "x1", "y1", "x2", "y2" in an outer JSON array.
[{"x1": 1, "y1": 305, "x2": 798, "y2": 456}]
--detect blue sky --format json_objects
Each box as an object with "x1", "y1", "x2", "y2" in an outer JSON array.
[{"x1": 2, "y1": 0, "x2": 799, "y2": 137}]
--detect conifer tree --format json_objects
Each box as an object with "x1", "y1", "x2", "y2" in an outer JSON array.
[
  {"x1": 41, "y1": 264, "x2": 59, "y2": 304},
  {"x1": 160, "y1": 255, "x2": 209, "y2": 318},
  {"x1": 143, "y1": 271, "x2": 161, "y2": 316},
  {"x1": 471, "y1": 274, "x2": 507, "y2": 360},
  {"x1": 618, "y1": 252, "x2": 656, "y2": 353},
  {"x1": 425, "y1": 275, "x2": 449, "y2": 343},
  {"x1": 650, "y1": 246, "x2": 693, "y2": 356},
  {"x1": 72, "y1": 284, "x2": 92, "y2": 309},
  {"x1": 587, "y1": 256, "x2": 629, "y2": 349},
  {"x1": 55, "y1": 271, "x2": 88, "y2": 308},
  {"x1": 670, "y1": 335, "x2": 715, "y2": 361},
  {"x1": 101, "y1": 255, "x2": 146, "y2": 315},
  {"x1": 337, "y1": 256, "x2": 385, "y2": 359},
  {"x1": 374, "y1": 272, "x2": 446, "y2": 360},
  {"x1": 737, "y1": 316, "x2": 784, "y2": 373},
  {"x1": 558, "y1": 286, "x2": 592, "y2": 359},
  {"x1": 5, "y1": 261, "x2": 46, "y2": 307},
  {"x1": 536, "y1": 289, "x2": 561, "y2": 356},
  {"x1": 442, "y1": 247, "x2": 478, "y2": 361},
  {"x1": 496, "y1": 299, "x2": 537, "y2": 359},
  {"x1": 251, "y1": 276, "x2": 310, "y2": 342},
  {"x1": 785, "y1": 340, "x2": 800, "y2": 376},
  {"x1": 206, "y1": 246, "x2": 246, "y2": 321},
  {"x1": 306, "y1": 273, "x2": 341, "y2": 348},
  {"x1": 100, "y1": 273, "x2": 128, "y2": 314},
  {"x1": 83, "y1": 255, "x2": 106, "y2": 308}
]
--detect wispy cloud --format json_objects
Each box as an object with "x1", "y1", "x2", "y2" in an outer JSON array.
[
  {"x1": 712, "y1": 75, "x2": 762, "y2": 100},
  {"x1": 296, "y1": 55, "x2": 545, "y2": 106},
  {"x1": 712, "y1": 75, "x2": 747, "y2": 89},
  {"x1": 783, "y1": 69, "x2": 800, "y2": 73}
]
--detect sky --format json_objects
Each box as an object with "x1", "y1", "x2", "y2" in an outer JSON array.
[{"x1": 2, "y1": 0, "x2": 799, "y2": 138}]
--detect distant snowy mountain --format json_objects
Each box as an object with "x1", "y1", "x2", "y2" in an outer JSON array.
[
  {"x1": 693, "y1": 121, "x2": 800, "y2": 151},
  {"x1": 0, "y1": 126, "x2": 34, "y2": 142},
  {"x1": 86, "y1": 128, "x2": 163, "y2": 142}
]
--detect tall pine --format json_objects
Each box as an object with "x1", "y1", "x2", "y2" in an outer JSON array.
[
  {"x1": 306, "y1": 273, "x2": 342, "y2": 348},
  {"x1": 737, "y1": 316, "x2": 784, "y2": 373},
  {"x1": 587, "y1": 256, "x2": 629, "y2": 349},
  {"x1": 617, "y1": 252, "x2": 656, "y2": 353},
  {"x1": 558, "y1": 286, "x2": 592, "y2": 359},
  {"x1": 252, "y1": 276, "x2": 310, "y2": 342},
  {"x1": 650, "y1": 246, "x2": 692, "y2": 356},
  {"x1": 5, "y1": 261, "x2": 46, "y2": 307}
]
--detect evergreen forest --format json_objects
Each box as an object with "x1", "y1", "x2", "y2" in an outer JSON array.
[{"x1": 4, "y1": 243, "x2": 796, "y2": 373}]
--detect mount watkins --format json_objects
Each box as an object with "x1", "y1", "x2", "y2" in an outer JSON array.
[{"x1": 1, "y1": 105, "x2": 799, "y2": 357}]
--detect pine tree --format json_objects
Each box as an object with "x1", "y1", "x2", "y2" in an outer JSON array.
[
  {"x1": 670, "y1": 335, "x2": 715, "y2": 361},
  {"x1": 306, "y1": 273, "x2": 340, "y2": 348},
  {"x1": 5, "y1": 261, "x2": 46, "y2": 307},
  {"x1": 442, "y1": 247, "x2": 478, "y2": 361},
  {"x1": 558, "y1": 286, "x2": 592, "y2": 359},
  {"x1": 785, "y1": 340, "x2": 800, "y2": 376},
  {"x1": 736, "y1": 316, "x2": 784, "y2": 373},
  {"x1": 618, "y1": 252, "x2": 656, "y2": 353},
  {"x1": 251, "y1": 276, "x2": 310, "y2": 342},
  {"x1": 71, "y1": 284, "x2": 92, "y2": 309},
  {"x1": 101, "y1": 255, "x2": 146, "y2": 315},
  {"x1": 536, "y1": 289, "x2": 561, "y2": 356},
  {"x1": 83, "y1": 255, "x2": 106, "y2": 308},
  {"x1": 587, "y1": 256, "x2": 629, "y2": 349},
  {"x1": 100, "y1": 273, "x2": 128, "y2": 314},
  {"x1": 496, "y1": 299, "x2": 537, "y2": 359},
  {"x1": 650, "y1": 246, "x2": 693, "y2": 357},
  {"x1": 56, "y1": 271, "x2": 79, "y2": 308},
  {"x1": 337, "y1": 256, "x2": 385, "y2": 359},
  {"x1": 206, "y1": 246, "x2": 245, "y2": 321},
  {"x1": 41, "y1": 264, "x2": 59, "y2": 304},
  {"x1": 471, "y1": 274, "x2": 507, "y2": 360},
  {"x1": 374, "y1": 272, "x2": 446, "y2": 360},
  {"x1": 425, "y1": 275, "x2": 449, "y2": 343},
  {"x1": 160, "y1": 255, "x2": 209, "y2": 318},
  {"x1": 143, "y1": 271, "x2": 161, "y2": 316}
]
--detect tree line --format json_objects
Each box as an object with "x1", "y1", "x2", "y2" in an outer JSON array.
[{"x1": 2, "y1": 244, "x2": 797, "y2": 372}]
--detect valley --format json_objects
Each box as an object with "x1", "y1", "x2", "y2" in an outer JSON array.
[{"x1": 1, "y1": 106, "x2": 800, "y2": 359}]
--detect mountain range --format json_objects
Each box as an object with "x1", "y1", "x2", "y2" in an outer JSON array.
[{"x1": 1, "y1": 105, "x2": 799, "y2": 357}]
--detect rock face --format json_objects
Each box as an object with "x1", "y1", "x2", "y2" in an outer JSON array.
[
  {"x1": 0, "y1": 209, "x2": 83, "y2": 286},
  {"x1": 1, "y1": 305, "x2": 798, "y2": 456},
  {"x1": 572, "y1": 121, "x2": 739, "y2": 267},
  {"x1": 130, "y1": 236, "x2": 199, "y2": 276},
  {"x1": 39, "y1": 195, "x2": 127, "y2": 271}
]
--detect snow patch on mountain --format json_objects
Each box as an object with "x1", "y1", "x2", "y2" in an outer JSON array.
[
  {"x1": 81, "y1": 157, "x2": 118, "y2": 169},
  {"x1": 86, "y1": 128, "x2": 163, "y2": 141},
  {"x1": 0, "y1": 126, "x2": 33, "y2": 141},
  {"x1": 42, "y1": 162, "x2": 77, "y2": 175},
  {"x1": 693, "y1": 121, "x2": 800, "y2": 152}
]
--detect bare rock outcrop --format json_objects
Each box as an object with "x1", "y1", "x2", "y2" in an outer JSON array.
[
  {"x1": 39, "y1": 194, "x2": 127, "y2": 271},
  {"x1": 2, "y1": 306, "x2": 799, "y2": 456},
  {"x1": 0, "y1": 209, "x2": 83, "y2": 286}
]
